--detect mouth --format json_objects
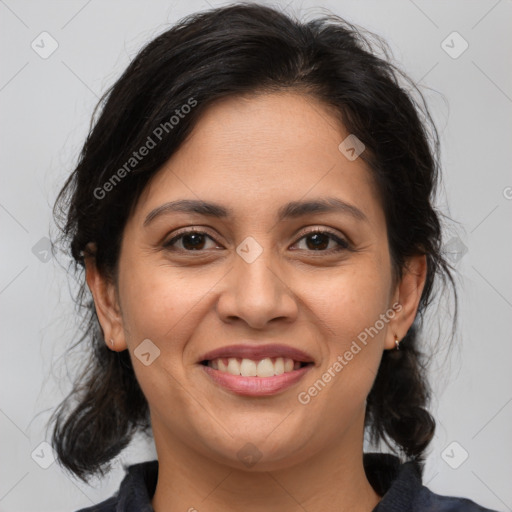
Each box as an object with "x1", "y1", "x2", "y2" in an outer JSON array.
[
  {"x1": 197, "y1": 344, "x2": 315, "y2": 396},
  {"x1": 200, "y1": 360, "x2": 313, "y2": 396},
  {"x1": 200, "y1": 357, "x2": 313, "y2": 377}
]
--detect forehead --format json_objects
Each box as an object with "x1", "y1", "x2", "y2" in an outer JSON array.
[{"x1": 132, "y1": 92, "x2": 383, "y2": 229}]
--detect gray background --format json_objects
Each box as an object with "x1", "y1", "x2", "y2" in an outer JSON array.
[{"x1": 1, "y1": 0, "x2": 511, "y2": 510}]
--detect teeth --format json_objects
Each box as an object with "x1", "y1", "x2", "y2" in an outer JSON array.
[
  {"x1": 209, "y1": 357, "x2": 304, "y2": 377},
  {"x1": 256, "y1": 358, "x2": 274, "y2": 377},
  {"x1": 227, "y1": 358, "x2": 241, "y2": 375},
  {"x1": 218, "y1": 358, "x2": 228, "y2": 372},
  {"x1": 240, "y1": 358, "x2": 257, "y2": 377},
  {"x1": 274, "y1": 357, "x2": 285, "y2": 375}
]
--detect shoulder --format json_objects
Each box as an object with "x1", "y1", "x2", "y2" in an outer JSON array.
[
  {"x1": 73, "y1": 460, "x2": 158, "y2": 512},
  {"x1": 413, "y1": 485, "x2": 499, "y2": 511},
  {"x1": 364, "y1": 453, "x2": 499, "y2": 512},
  {"x1": 74, "y1": 496, "x2": 117, "y2": 512}
]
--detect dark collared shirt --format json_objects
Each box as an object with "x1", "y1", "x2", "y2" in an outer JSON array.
[{"x1": 76, "y1": 453, "x2": 498, "y2": 511}]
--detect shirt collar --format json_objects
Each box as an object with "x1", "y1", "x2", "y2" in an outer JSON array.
[{"x1": 113, "y1": 452, "x2": 421, "y2": 511}]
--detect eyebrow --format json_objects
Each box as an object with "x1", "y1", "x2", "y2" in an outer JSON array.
[
  {"x1": 143, "y1": 197, "x2": 367, "y2": 226},
  {"x1": 277, "y1": 197, "x2": 367, "y2": 222},
  {"x1": 144, "y1": 199, "x2": 229, "y2": 226}
]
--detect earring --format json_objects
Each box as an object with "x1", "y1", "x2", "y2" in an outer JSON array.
[
  {"x1": 394, "y1": 335, "x2": 400, "y2": 351},
  {"x1": 109, "y1": 338, "x2": 115, "y2": 349}
]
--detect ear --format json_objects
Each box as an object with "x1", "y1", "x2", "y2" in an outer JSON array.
[
  {"x1": 384, "y1": 254, "x2": 427, "y2": 350},
  {"x1": 84, "y1": 245, "x2": 127, "y2": 352}
]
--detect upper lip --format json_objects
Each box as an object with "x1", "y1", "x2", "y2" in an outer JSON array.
[{"x1": 198, "y1": 343, "x2": 315, "y2": 364}]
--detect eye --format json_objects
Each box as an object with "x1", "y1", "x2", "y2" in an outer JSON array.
[
  {"x1": 292, "y1": 228, "x2": 350, "y2": 252},
  {"x1": 164, "y1": 230, "x2": 221, "y2": 251}
]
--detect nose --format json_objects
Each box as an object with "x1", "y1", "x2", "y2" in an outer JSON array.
[{"x1": 215, "y1": 248, "x2": 299, "y2": 329}]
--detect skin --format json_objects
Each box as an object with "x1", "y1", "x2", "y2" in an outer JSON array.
[{"x1": 86, "y1": 92, "x2": 426, "y2": 512}]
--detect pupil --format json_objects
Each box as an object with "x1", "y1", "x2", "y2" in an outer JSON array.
[
  {"x1": 183, "y1": 233, "x2": 205, "y2": 250},
  {"x1": 307, "y1": 233, "x2": 329, "y2": 250}
]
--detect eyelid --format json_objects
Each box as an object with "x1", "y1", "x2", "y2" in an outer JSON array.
[
  {"x1": 292, "y1": 226, "x2": 350, "y2": 251},
  {"x1": 163, "y1": 227, "x2": 222, "y2": 248},
  {"x1": 163, "y1": 226, "x2": 351, "y2": 252}
]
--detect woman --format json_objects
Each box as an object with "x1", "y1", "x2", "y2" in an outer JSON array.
[{"x1": 50, "y1": 3, "x2": 498, "y2": 511}]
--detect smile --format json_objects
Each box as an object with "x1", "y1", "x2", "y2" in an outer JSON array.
[
  {"x1": 200, "y1": 357, "x2": 314, "y2": 396},
  {"x1": 202, "y1": 357, "x2": 310, "y2": 377}
]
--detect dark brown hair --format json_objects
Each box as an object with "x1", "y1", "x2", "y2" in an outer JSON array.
[{"x1": 49, "y1": 2, "x2": 455, "y2": 482}]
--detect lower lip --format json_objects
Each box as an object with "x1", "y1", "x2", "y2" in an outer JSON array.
[{"x1": 201, "y1": 364, "x2": 312, "y2": 397}]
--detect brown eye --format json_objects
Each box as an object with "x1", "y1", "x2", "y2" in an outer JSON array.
[
  {"x1": 294, "y1": 230, "x2": 349, "y2": 252},
  {"x1": 180, "y1": 233, "x2": 207, "y2": 250},
  {"x1": 305, "y1": 232, "x2": 330, "y2": 250},
  {"x1": 164, "y1": 231, "x2": 219, "y2": 251}
]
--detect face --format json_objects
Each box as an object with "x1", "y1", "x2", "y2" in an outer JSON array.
[{"x1": 88, "y1": 92, "x2": 425, "y2": 471}]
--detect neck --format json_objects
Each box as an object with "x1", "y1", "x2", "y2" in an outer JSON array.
[{"x1": 151, "y1": 414, "x2": 381, "y2": 512}]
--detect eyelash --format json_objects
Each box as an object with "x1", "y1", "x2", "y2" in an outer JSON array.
[{"x1": 163, "y1": 227, "x2": 350, "y2": 254}]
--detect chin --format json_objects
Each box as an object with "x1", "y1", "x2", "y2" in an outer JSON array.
[{"x1": 197, "y1": 427, "x2": 314, "y2": 472}]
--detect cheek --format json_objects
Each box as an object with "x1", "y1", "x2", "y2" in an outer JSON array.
[
  {"x1": 118, "y1": 258, "x2": 218, "y2": 345},
  {"x1": 298, "y1": 258, "x2": 392, "y2": 407},
  {"x1": 308, "y1": 259, "x2": 392, "y2": 343},
  {"x1": 116, "y1": 262, "x2": 218, "y2": 420}
]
